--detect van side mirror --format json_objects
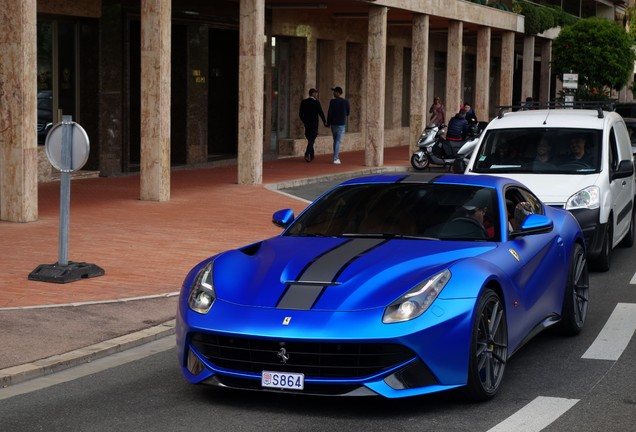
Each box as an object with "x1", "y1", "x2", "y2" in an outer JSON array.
[{"x1": 612, "y1": 160, "x2": 634, "y2": 181}]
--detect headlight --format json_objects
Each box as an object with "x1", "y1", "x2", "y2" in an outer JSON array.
[
  {"x1": 565, "y1": 186, "x2": 600, "y2": 210},
  {"x1": 383, "y1": 269, "x2": 451, "y2": 323},
  {"x1": 188, "y1": 261, "x2": 216, "y2": 314}
]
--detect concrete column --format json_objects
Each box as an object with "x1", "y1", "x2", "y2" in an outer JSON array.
[
  {"x1": 539, "y1": 39, "x2": 552, "y2": 105},
  {"x1": 522, "y1": 35, "x2": 535, "y2": 103},
  {"x1": 445, "y1": 21, "x2": 463, "y2": 114},
  {"x1": 499, "y1": 31, "x2": 514, "y2": 107},
  {"x1": 475, "y1": 27, "x2": 491, "y2": 122},
  {"x1": 237, "y1": 0, "x2": 264, "y2": 185},
  {"x1": 0, "y1": 0, "x2": 38, "y2": 222},
  {"x1": 140, "y1": 0, "x2": 171, "y2": 201},
  {"x1": 410, "y1": 14, "x2": 429, "y2": 153},
  {"x1": 365, "y1": 5, "x2": 387, "y2": 167}
]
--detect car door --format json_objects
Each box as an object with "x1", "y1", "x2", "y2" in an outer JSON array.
[
  {"x1": 504, "y1": 186, "x2": 566, "y2": 335},
  {"x1": 608, "y1": 123, "x2": 633, "y2": 243}
]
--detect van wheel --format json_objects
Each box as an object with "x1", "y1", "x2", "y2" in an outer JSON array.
[
  {"x1": 591, "y1": 223, "x2": 611, "y2": 272},
  {"x1": 619, "y1": 207, "x2": 635, "y2": 248}
]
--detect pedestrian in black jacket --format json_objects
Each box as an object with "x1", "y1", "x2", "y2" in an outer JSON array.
[{"x1": 299, "y1": 88, "x2": 327, "y2": 162}]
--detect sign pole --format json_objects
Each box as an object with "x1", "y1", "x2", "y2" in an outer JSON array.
[
  {"x1": 58, "y1": 115, "x2": 73, "y2": 266},
  {"x1": 28, "y1": 116, "x2": 104, "y2": 283}
]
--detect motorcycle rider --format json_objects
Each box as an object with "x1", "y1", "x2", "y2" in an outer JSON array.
[{"x1": 446, "y1": 109, "x2": 468, "y2": 142}]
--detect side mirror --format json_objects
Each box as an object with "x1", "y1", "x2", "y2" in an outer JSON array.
[
  {"x1": 510, "y1": 214, "x2": 553, "y2": 238},
  {"x1": 611, "y1": 160, "x2": 634, "y2": 181},
  {"x1": 272, "y1": 209, "x2": 294, "y2": 229}
]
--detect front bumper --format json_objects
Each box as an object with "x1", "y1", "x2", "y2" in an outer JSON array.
[
  {"x1": 569, "y1": 207, "x2": 604, "y2": 259},
  {"x1": 176, "y1": 297, "x2": 476, "y2": 399}
]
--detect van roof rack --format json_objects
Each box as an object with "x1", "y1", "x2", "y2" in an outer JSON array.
[{"x1": 495, "y1": 101, "x2": 615, "y2": 119}]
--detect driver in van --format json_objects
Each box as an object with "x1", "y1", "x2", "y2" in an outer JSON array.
[{"x1": 567, "y1": 136, "x2": 594, "y2": 165}]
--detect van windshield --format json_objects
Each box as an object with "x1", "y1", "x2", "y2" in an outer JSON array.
[{"x1": 472, "y1": 128, "x2": 602, "y2": 174}]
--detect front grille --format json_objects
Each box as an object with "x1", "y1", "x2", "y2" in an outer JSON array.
[{"x1": 190, "y1": 333, "x2": 415, "y2": 378}]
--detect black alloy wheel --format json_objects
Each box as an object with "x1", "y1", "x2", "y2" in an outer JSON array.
[
  {"x1": 465, "y1": 288, "x2": 508, "y2": 401},
  {"x1": 557, "y1": 242, "x2": 589, "y2": 335}
]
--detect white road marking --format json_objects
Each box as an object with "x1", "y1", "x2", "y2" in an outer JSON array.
[
  {"x1": 630, "y1": 272, "x2": 636, "y2": 284},
  {"x1": 582, "y1": 303, "x2": 636, "y2": 361},
  {"x1": 487, "y1": 396, "x2": 579, "y2": 432}
]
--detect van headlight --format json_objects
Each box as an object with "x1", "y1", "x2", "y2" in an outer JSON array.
[
  {"x1": 188, "y1": 261, "x2": 216, "y2": 314},
  {"x1": 565, "y1": 186, "x2": 600, "y2": 210},
  {"x1": 383, "y1": 269, "x2": 451, "y2": 323}
]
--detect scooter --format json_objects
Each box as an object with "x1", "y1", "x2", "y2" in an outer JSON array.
[
  {"x1": 410, "y1": 123, "x2": 448, "y2": 170},
  {"x1": 451, "y1": 121, "x2": 488, "y2": 173},
  {"x1": 410, "y1": 123, "x2": 479, "y2": 171}
]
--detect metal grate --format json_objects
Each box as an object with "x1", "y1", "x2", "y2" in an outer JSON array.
[{"x1": 190, "y1": 333, "x2": 415, "y2": 378}]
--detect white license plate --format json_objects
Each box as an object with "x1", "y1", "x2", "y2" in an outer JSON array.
[{"x1": 261, "y1": 370, "x2": 304, "y2": 390}]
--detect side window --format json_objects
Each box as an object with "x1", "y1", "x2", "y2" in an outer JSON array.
[
  {"x1": 609, "y1": 127, "x2": 618, "y2": 172},
  {"x1": 505, "y1": 187, "x2": 542, "y2": 232}
]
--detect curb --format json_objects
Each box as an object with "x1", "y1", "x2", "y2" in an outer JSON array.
[
  {"x1": 264, "y1": 166, "x2": 412, "y2": 191},
  {"x1": 0, "y1": 320, "x2": 176, "y2": 388}
]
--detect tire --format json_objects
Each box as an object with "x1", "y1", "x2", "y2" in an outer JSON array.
[
  {"x1": 618, "y1": 207, "x2": 635, "y2": 248},
  {"x1": 591, "y1": 223, "x2": 611, "y2": 272},
  {"x1": 556, "y1": 243, "x2": 589, "y2": 336},
  {"x1": 464, "y1": 289, "x2": 508, "y2": 401},
  {"x1": 410, "y1": 153, "x2": 430, "y2": 170}
]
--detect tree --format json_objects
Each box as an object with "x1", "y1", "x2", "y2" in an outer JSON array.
[{"x1": 552, "y1": 17, "x2": 635, "y2": 100}]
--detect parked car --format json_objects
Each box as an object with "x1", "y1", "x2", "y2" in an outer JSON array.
[
  {"x1": 465, "y1": 107, "x2": 635, "y2": 271},
  {"x1": 177, "y1": 173, "x2": 588, "y2": 400}
]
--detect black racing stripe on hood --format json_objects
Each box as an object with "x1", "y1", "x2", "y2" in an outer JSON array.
[
  {"x1": 276, "y1": 238, "x2": 385, "y2": 310},
  {"x1": 399, "y1": 173, "x2": 444, "y2": 183}
]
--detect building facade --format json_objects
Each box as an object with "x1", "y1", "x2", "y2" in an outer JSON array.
[{"x1": 0, "y1": 0, "x2": 630, "y2": 222}]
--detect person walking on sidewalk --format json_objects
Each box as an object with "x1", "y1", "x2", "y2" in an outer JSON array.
[
  {"x1": 327, "y1": 86, "x2": 350, "y2": 164},
  {"x1": 299, "y1": 88, "x2": 327, "y2": 162}
]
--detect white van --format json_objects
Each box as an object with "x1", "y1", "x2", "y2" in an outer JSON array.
[{"x1": 465, "y1": 108, "x2": 635, "y2": 271}]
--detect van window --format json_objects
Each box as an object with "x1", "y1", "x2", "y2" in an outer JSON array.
[
  {"x1": 609, "y1": 128, "x2": 618, "y2": 172},
  {"x1": 472, "y1": 128, "x2": 602, "y2": 174}
]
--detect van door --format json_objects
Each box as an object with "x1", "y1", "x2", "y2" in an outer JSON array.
[{"x1": 608, "y1": 122, "x2": 633, "y2": 244}]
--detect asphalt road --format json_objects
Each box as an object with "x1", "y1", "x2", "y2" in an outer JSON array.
[{"x1": 1, "y1": 175, "x2": 636, "y2": 431}]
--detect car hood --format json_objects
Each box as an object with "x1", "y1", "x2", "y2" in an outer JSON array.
[
  {"x1": 212, "y1": 236, "x2": 495, "y2": 311},
  {"x1": 478, "y1": 173, "x2": 600, "y2": 206}
]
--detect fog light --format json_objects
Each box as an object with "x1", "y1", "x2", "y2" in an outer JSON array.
[{"x1": 187, "y1": 349, "x2": 205, "y2": 375}]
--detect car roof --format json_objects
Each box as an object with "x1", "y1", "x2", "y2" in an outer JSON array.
[
  {"x1": 488, "y1": 109, "x2": 617, "y2": 130},
  {"x1": 339, "y1": 173, "x2": 520, "y2": 191}
]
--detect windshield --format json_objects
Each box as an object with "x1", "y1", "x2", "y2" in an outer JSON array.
[
  {"x1": 285, "y1": 183, "x2": 501, "y2": 242},
  {"x1": 472, "y1": 128, "x2": 602, "y2": 174}
]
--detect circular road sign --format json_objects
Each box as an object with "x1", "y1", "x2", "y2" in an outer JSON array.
[{"x1": 45, "y1": 121, "x2": 90, "y2": 172}]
